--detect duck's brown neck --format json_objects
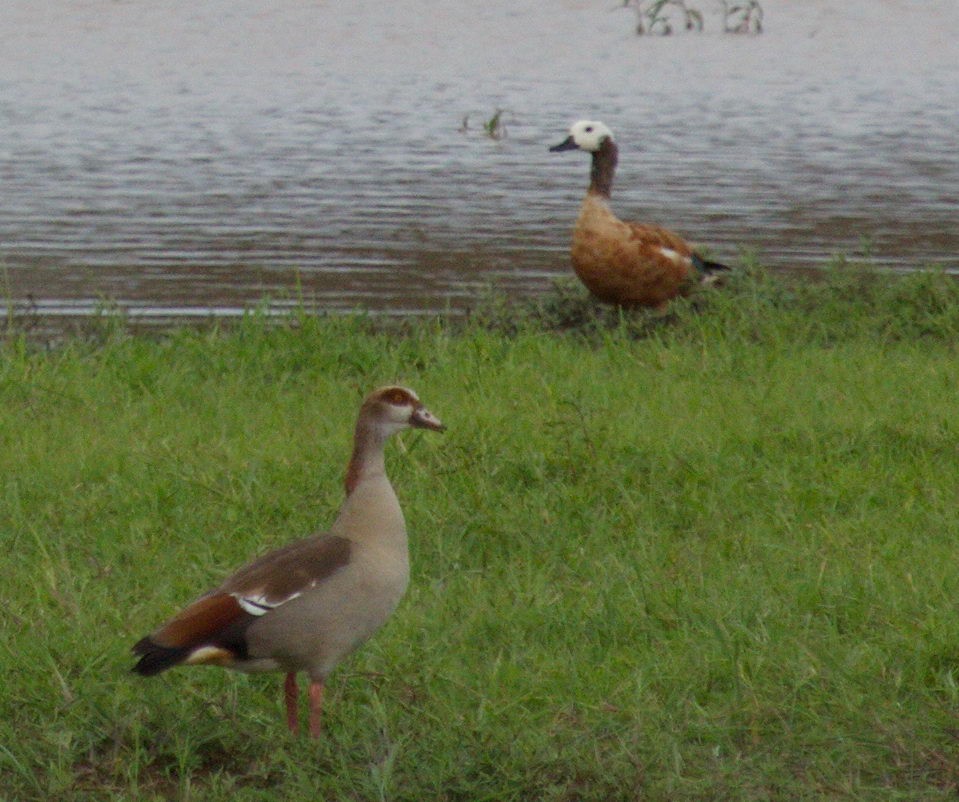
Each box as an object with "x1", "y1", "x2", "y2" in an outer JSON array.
[
  {"x1": 588, "y1": 138, "x2": 618, "y2": 198},
  {"x1": 344, "y1": 419, "x2": 388, "y2": 496}
]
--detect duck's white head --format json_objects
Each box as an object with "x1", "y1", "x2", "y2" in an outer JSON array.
[{"x1": 549, "y1": 120, "x2": 615, "y2": 154}]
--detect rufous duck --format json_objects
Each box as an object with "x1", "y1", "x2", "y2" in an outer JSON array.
[
  {"x1": 132, "y1": 386, "x2": 445, "y2": 738},
  {"x1": 550, "y1": 120, "x2": 729, "y2": 309}
]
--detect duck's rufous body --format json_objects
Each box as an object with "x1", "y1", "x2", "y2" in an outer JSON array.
[{"x1": 551, "y1": 120, "x2": 728, "y2": 309}]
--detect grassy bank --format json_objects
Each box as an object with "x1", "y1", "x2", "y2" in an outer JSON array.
[{"x1": 3, "y1": 265, "x2": 959, "y2": 800}]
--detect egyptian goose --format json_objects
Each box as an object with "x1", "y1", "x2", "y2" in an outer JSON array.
[
  {"x1": 132, "y1": 386, "x2": 445, "y2": 738},
  {"x1": 550, "y1": 120, "x2": 729, "y2": 309}
]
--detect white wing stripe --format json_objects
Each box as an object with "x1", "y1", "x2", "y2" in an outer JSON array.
[{"x1": 234, "y1": 591, "x2": 303, "y2": 616}]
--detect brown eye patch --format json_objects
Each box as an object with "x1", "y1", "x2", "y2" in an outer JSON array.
[{"x1": 386, "y1": 388, "x2": 411, "y2": 406}]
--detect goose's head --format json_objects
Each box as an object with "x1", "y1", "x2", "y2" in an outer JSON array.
[
  {"x1": 549, "y1": 120, "x2": 615, "y2": 154},
  {"x1": 361, "y1": 386, "x2": 446, "y2": 436}
]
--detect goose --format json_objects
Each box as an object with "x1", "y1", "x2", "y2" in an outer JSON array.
[
  {"x1": 132, "y1": 386, "x2": 445, "y2": 738},
  {"x1": 550, "y1": 120, "x2": 729, "y2": 309}
]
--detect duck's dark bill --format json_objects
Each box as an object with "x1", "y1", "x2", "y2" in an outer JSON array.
[{"x1": 549, "y1": 136, "x2": 578, "y2": 152}]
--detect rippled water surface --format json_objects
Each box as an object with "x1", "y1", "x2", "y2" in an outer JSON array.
[{"x1": 2, "y1": 0, "x2": 957, "y2": 321}]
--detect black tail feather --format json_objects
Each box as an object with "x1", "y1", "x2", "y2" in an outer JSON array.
[
  {"x1": 692, "y1": 253, "x2": 731, "y2": 275},
  {"x1": 131, "y1": 636, "x2": 190, "y2": 677}
]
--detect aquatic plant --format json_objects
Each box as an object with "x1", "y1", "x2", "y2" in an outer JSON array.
[
  {"x1": 622, "y1": 0, "x2": 763, "y2": 35},
  {"x1": 458, "y1": 109, "x2": 508, "y2": 140},
  {"x1": 623, "y1": 0, "x2": 704, "y2": 35},
  {"x1": 482, "y1": 109, "x2": 507, "y2": 140},
  {"x1": 722, "y1": 0, "x2": 763, "y2": 33}
]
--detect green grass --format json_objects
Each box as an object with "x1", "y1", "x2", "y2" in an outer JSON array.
[{"x1": 3, "y1": 263, "x2": 959, "y2": 799}]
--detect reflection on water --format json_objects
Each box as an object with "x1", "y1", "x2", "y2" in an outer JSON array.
[{"x1": 1, "y1": 0, "x2": 957, "y2": 323}]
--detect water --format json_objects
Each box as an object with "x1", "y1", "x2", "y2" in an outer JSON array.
[{"x1": 1, "y1": 0, "x2": 957, "y2": 323}]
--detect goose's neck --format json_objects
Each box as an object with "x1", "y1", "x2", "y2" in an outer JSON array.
[
  {"x1": 588, "y1": 139, "x2": 618, "y2": 198},
  {"x1": 344, "y1": 419, "x2": 389, "y2": 496}
]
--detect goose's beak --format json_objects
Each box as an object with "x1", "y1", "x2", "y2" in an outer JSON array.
[
  {"x1": 411, "y1": 406, "x2": 446, "y2": 432},
  {"x1": 549, "y1": 135, "x2": 578, "y2": 152}
]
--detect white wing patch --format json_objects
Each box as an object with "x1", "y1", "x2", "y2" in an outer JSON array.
[
  {"x1": 234, "y1": 590, "x2": 303, "y2": 616},
  {"x1": 657, "y1": 247, "x2": 685, "y2": 264}
]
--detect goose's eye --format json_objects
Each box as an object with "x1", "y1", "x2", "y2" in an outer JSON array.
[
  {"x1": 585, "y1": 126, "x2": 593, "y2": 133},
  {"x1": 387, "y1": 389, "x2": 408, "y2": 405}
]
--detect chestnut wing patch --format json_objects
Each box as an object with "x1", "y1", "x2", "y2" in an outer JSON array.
[
  {"x1": 148, "y1": 592, "x2": 250, "y2": 649},
  {"x1": 132, "y1": 593, "x2": 255, "y2": 675},
  {"x1": 132, "y1": 535, "x2": 352, "y2": 677}
]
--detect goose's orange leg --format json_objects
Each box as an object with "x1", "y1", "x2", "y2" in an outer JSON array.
[{"x1": 308, "y1": 680, "x2": 325, "y2": 739}]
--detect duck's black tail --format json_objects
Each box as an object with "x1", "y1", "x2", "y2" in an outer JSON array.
[{"x1": 692, "y1": 253, "x2": 731, "y2": 276}]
